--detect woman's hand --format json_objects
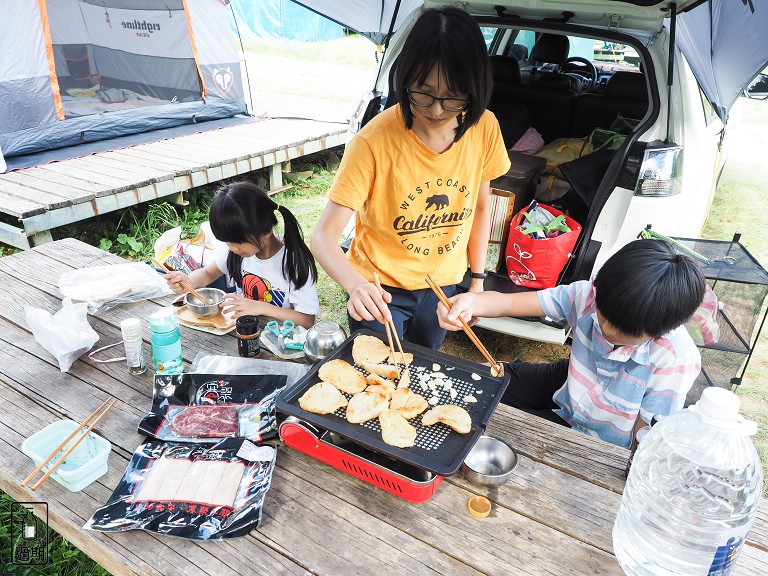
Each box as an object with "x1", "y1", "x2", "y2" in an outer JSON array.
[
  {"x1": 347, "y1": 281, "x2": 392, "y2": 324},
  {"x1": 164, "y1": 270, "x2": 191, "y2": 295},
  {"x1": 221, "y1": 294, "x2": 269, "y2": 320},
  {"x1": 437, "y1": 293, "x2": 478, "y2": 330}
]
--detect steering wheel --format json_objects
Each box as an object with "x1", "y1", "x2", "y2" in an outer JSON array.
[{"x1": 561, "y1": 56, "x2": 598, "y2": 92}]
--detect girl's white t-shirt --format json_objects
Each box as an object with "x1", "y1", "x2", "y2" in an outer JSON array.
[{"x1": 214, "y1": 242, "x2": 320, "y2": 315}]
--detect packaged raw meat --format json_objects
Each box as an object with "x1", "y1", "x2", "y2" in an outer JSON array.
[
  {"x1": 139, "y1": 373, "x2": 287, "y2": 443},
  {"x1": 85, "y1": 438, "x2": 276, "y2": 540},
  {"x1": 170, "y1": 405, "x2": 240, "y2": 438}
]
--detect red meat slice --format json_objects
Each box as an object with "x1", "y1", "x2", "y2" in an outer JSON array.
[{"x1": 170, "y1": 405, "x2": 239, "y2": 438}]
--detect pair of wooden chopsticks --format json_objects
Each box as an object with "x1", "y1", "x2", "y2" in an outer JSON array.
[
  {"x1": 425, "y1": 274, "x2": 504, "y2": 377},
  {"x1": 21, "y1": 397, "x2": 118, "y2": 491},
  {"x1": 372, "y1": 273, "x2": 411, "y2": 386},
  {"x1": 150, "y1": 257, "x2": 211, "y2": 306}
]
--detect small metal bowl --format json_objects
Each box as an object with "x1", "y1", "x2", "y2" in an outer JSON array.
[
  {"x1": 461, "y1": 435, "x2": 518, "y2": 487},
  {"x1": 304, "y1": 321, "x2": 347, "y2": 361},
  {"x1": 184, "y1": 288, "x2": 225, "y2": 319}
]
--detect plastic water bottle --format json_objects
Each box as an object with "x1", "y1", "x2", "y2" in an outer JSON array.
[
  {"x1": 613, "y1": 388, "x2": 763, "y2": 576},
  {"x1": 120, "y1": 317, "x2": 146, "y2": 375},
  {"x1": 149, "y1": 307, "x2": 183, "y2": 375}
]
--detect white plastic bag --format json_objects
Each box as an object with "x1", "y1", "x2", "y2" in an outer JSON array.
[
  {"x1": 58, "y1": 262, "x2": 172, "y2": 314},
  {"x1": 25, "y1": 298, "x2": 99, "y2": 372}
]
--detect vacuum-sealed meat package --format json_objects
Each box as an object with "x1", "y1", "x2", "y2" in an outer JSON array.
[
  {"x1": 85, "y1": 438, "x2": 276, "y2": 540},
  {"x1": 139, "y1": 373, "x2": 287, "y2": 442}
]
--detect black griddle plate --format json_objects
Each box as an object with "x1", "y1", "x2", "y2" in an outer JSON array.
[{"x1": 277, "y1": 329, "x2": 510, "y2": 476}]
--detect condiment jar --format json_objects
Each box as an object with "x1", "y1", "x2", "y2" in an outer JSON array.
[{"x1": 236, "y1": 316, "x2": 260, "y2": 357}]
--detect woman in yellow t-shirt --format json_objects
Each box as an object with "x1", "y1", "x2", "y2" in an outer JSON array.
[{"x1": 311, "y1": 7, "x2": 511, "y2": 350}]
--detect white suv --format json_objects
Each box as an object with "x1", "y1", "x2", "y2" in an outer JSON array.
[{"x1": 299, "y1": 0, "x2": 768, "y2": 343}]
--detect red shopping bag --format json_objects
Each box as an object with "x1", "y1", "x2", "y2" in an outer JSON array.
[{"x1": 504, "y1": 204, "x2": 581, "y2": 289}]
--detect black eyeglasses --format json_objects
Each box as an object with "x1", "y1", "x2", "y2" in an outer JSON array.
[{"x1": 407, "y1": 90, "x2": 470, "y2": 112}]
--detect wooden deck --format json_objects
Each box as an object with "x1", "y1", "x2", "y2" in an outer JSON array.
[{"x1": 0, "y1": 118, "x2": 347, "y2": 250}]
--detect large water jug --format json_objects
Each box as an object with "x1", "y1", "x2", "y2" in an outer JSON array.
[{"x1": 613, "y1": 387, "x2": 762, "y2": 576}]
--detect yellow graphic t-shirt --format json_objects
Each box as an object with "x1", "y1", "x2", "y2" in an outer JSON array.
[{"x1": 328, "y1": 105, "x2": 511, "y2": 289}]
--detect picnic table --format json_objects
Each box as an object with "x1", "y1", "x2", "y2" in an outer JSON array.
[{"x1": 1, "y1": 238, "x2": 767, "y2": 575}]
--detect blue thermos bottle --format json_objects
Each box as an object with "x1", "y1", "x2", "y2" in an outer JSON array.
[{"x1": 149, "y1": 307, "x2": 183, "y2": 374}]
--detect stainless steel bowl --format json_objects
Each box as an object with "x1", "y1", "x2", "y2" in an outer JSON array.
[
  {"x1": 304, "y1": 321, "x2": 347, "y2": 361},
  {"x1": 184, "y1": 288, "x2": 225, "y2": 319},
  {"x1": 461, "y1": 435, "x2": 518, "y2": 487}
]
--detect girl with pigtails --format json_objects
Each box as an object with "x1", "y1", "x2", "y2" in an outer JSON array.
[{"x1": 163, "y1": 182, "x2": 319, "y2": 329}]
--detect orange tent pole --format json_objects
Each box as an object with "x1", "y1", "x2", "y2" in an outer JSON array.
[
  {"x1": 37, "y1": 0, "x2": 64, "y2": 120},
  {"x1": 181, "y1": 0, "x2": 207, "y2": 99}
]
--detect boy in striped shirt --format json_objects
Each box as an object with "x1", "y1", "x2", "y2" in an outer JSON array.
[{"x1": 436, "y1": 239, "x2": 705, "y2": 448}]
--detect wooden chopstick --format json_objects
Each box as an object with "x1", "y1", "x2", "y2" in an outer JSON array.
[
  {"x1": 150, "y1": 257, "x2": 211, "y2": 306},
  {"x1": 372, "y1": 273, "x2": 410, "y2": 384},
  {"x1": 425, "y1": 274, "x2": 504, "y2": 377},
  {"x1": 21, "y1": 397, "x2": 113, "y2": 488},
  {"x1": 30, "y1": 398, "x2": 118, "y2": 491}
]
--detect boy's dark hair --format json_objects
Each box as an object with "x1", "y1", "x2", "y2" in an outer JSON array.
[
  {"x1": 395, "y1": 6, "x2": 491, "y2": 141},
  {"x1": 209, "y1": 182, "x2": 317, "y2": 290},
  {"x1": 594, "y1": 239, "x2": 705, "y2": 339}
]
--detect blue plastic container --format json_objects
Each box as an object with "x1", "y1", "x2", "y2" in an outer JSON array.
[
  {"x1": 149, "y1": 307, "x2": 183, "y2": 374},
  {"x1": 21, "y1": 420, "x2": 111, "y2": 492}
]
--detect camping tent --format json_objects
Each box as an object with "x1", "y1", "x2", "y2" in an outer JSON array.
[{"x1": 0, "y1": 0, "x2": 247, "y2": 159}]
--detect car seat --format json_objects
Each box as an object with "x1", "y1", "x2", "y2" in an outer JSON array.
[{"x1": 572, "y1": 71, "x2": 649, "y2": 136}]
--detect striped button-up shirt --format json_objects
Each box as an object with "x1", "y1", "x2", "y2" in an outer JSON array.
[{"x1": 538, "y1": 280, "x2": 701, "y2": 448}]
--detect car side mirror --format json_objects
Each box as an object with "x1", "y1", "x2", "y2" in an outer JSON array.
[{"x1": 744, "y1": 73, "x2": 768, "y2": 100}]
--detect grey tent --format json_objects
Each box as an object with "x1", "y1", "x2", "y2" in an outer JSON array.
[
  {"x1": 677, "y1": 0, "x2": 768, "y2": 122},
  {"x1": 0, "y1": 0, "x2": 246, "y2": 159}
]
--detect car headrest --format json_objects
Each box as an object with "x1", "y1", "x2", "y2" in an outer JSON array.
[
  {"x1": 489, "y1": 55, "x2": 521, "y2": 85},
  {"x1": 530, "y1": 34, "x2": 570, "y2": 65},
  {"x1": 605, "y1": 71, "x2": 648, "y2": 101}
]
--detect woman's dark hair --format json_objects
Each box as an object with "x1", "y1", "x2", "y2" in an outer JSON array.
[
  {"x1": 395, "y1": 6, "x2": 491, "y2": 141},
  {"x1": 594, "y1": 239, "x2": 705, "y2": 339},
  {"x1": 208, "y1": 182, "x2": 317, "y2": 289}
]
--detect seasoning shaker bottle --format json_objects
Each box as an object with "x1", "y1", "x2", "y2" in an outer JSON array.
[
  {"x1": 149, "y1": 307, "x2": 183, "y2": 374},
  {"x1": 236, "y1": 315, "x2": 260, "y2": 357},
  {"x1": 120, "y1": 317, "x2": 146, "y2": 375}
]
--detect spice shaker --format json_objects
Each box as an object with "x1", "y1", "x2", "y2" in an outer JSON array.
[
  {"x1": 236, "y1": 315, "x2": 260, "y2": 357},
  {"x1": 120, "y1": 318, "x2": 146, "y2": 375}
]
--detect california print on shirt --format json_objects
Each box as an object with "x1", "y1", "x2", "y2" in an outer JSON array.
[{"x1": 392, "y1": 176, "x2": 473, "y2": 257}]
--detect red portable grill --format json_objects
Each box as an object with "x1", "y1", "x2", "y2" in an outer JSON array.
[
  {"x1": 280, "y1": 417, "x2": 444, "y2": 502},
  {"x1": 277, "y1": 330, "x2": 510, "y2": 502}
]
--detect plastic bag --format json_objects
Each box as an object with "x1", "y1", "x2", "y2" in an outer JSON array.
[
  {"x1": 505, "y1": 203, "x2": 581, "y2": 289},
  {"x1": 85, "y1": 438, "x2": 276, "y2": 540},
  {"x1": 189, "y1": 353, "x2": 310, "y2": 388},
  {"x1": 58, "y1": 262, "x2": 172, "y2": 314},
  {"x1": 25, "y1": 298, "x2": 99, "y2": 372},
  {"x1": 154, "y1": 222, "x2": 220, "y2": 273}
]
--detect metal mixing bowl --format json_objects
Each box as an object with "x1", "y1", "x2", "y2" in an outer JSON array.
[
  {"x1": 184, "y1": 288, "x2": 225, "y2": 319},
  {"x1": 304, "y1": 321, "x2": 347, "y2": 361},
  {"x1": 461, "y1": 435, "x2": 518, "y2": 487}
]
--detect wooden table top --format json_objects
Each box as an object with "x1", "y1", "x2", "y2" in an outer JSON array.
[{"x1": 1, "y1": 238, "x2": 766, "y2": 576}]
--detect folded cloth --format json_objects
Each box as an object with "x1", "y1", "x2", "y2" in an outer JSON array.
[{"x1": 511, "y1": 127, "x2": 545, "y2": 155}]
